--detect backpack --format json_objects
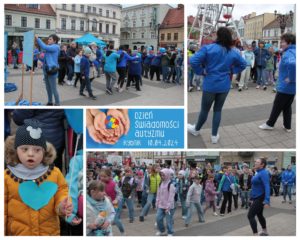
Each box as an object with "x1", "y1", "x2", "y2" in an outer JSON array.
[{"x1": 121, "y1": 177, "x2": 134, "y2": 198}]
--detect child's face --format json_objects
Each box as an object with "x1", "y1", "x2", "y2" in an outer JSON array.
[
  {"x1": 194, "y1": 179, "x2": 200, "y2": 185},
  {"x1": 178, "y1": 174, "x2": 183, "y2": 179},
  {"x1": 92, "y1": 189, "x2": 105, "y2": 201},
  {"x1": 79, "y1": 51, "x2": 83, "y2": 56},
  {"x1": 99, "y1": 173, "x2": 110, "y2": 183},
  {"x1": 17, "y1": 145, "x2": 44, "y2": 169},
  {"x1": 160, "y1": 172, "x2": 165, "y2": 180}
]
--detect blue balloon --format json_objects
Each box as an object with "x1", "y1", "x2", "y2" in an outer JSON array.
[{"x1": 64, "y1": 109, "x2": 83, "y2": 134}]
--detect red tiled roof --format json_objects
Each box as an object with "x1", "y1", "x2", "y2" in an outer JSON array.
[
  {"x1": 160, "y1": 6, "x2": 184, "y2": 29},
  {"x1": 5, "y1": 4, "x2": 56, "y2": 16}
]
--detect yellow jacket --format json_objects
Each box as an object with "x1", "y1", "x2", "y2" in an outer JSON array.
[{"x1": 5, "y1": 166, "x2": 69, "y2": 236}]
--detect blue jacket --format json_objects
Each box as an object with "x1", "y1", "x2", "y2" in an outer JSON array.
[
  {"x1": 253, "y1": 48, "x2": 271, "y2": 67},
  {"x1": 190, "y1": 43, "x2": 247, "y2": 93},
  {"x1": 276, "y1": 45, "x2": 296, "y2": 95},
  {"x1": 103, "y1": 51, "x2": 120, "y2": 73},
  {"x1": 33, "y1": 48, "x2": 40, "y2": 61},
  {"x1": 251, "y1": 168, "x2": 271, "y2": 205},
  {"x1": 12, "y1": 109, "x2": 65, "y2": 150},
  {"x1": 37, "y1": 38, "x2": 59, "y2": 69},
  {"x1": 281, "y1": 170, "x2": 295, "y2": 186},
  {"x1": 80, "y1": 55, "x2": 90, "y2": 78},
  {"x1": 151, "y1": 54, "x2": 162, "y2": 66},
  {"x1": 128, "y1": 56, "x2": 142, "y2": 75},
  {"x1": 74, "y1": 55, "x2": 82, "y2": 73},
  {"x1": 116, "y1": 50, "x2": 137, "y2": 68},
  {"x1": 144, "y1": 54, "x2": 155, "y2": 65},
  {"x1": 217, "y1": 174, "x2": 235, "y2": 192}
]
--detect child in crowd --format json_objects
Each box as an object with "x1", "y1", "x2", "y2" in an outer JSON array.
[
  {"x1": 204, "y1": 174, "x2": 218, "y2": 216},
  {"x1": 74, "y1": 49, "x2": 83, "y2": 88},
  {"x1": 135, "y1": 170, "x2": 144, "y2": 207},
  {"x1": 86, "y1": 180, "x2": 115, "y2": 236},
  {"x1": 4, "y1": 119, "x2": 73, "y2": 236},
  {"x1": 176, "y1": 170, "x2": 189, "y2": 219}
]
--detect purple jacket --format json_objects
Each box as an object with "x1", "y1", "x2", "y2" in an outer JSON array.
[
  {"x1": 205, "y1": 180, "x2": 217, "y2": 202},
  {"x1": 156, "y1": 168, "x2": 176, "y2": 210}
]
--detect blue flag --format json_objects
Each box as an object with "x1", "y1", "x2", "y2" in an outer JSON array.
[{"x1": 22, "y1": 30, "x2": 35, "y2": 67}]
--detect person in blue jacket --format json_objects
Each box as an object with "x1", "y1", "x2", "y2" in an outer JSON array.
[
  {"x1": 102, "y1": 45, "x2": 120, "y2": 95},
  {"x1": 248, "y1": 157, "x2": 270, "y2": 236},
  {"x1": 35, "y1": 34, "x2": 61, "y2": 106},
  {"x1": 150, "y1": 50, "x2": 163, "y2": 81},
  {"x1": 116, "y1": 45, "x2": 138, "y2": 92},
  {"x1": 187, "y1": 27, "x2": 247, "y2": 144},
  {"x1": 281, "y1": 165, "x2": 295, "y2": 204},
  {"x1": 259, "y1": 33, "x2": 296, "y2": 132},
  {"x1": 144, "y1": 50, "x2": 155, "y2": 79},
  {"x1": 126, "y1": 50, "x2": 142, "y2": 91},
  {"x1": 80, "y1": 47, "x2": 96, "y2": 100},
  {"x1": 254, "y1": 41, "x2": 271, "y2": 90}
]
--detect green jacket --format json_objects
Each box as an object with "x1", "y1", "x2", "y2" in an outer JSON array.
[{"x1": 149, "y1": 173, "x2": 161, "y2": 193}]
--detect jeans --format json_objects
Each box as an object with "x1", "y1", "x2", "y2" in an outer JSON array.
[
  {"x1": 185, "y1": 202, "x2": 205, "y2": 224},
  {"x1": 121, "y1": 197, "x2": 135, "y2": 221},
  {"x1": 13, "y1": 55, "x2": 18, "y2": 68},
  {"x1": 114, "y1": 200, "x2": 125, "y2": 233},
  {"x1": 282, "y1": 184, "x2": 292, "y2": 201},
  {"x1": 178, "y1": 193, "x2": 187, "y2": 217},
  {"x1": 266, "y1": 92, "x2": 295, "y2": 129},
  {"x1": 162, "y1": 66, "x2": 169, "y2": 82},
  {"x1": 188, "y1": 68, "x2": 194, "y2": 87},
  {"x1": 241, "y1": 191, "x2": 250, "y2": 208},
  {"x1": 175, "y1": 66, "x2": 182, "y2": 84},
  {"x1": 256, "y1": 66, "x2": 266, "y2": 86},
  {"x1": 168, "y1": 66, "x2": 176, "y2": 81},
  {"x1": 247, "y1": 196, "x2": 266, "y2": 234},
  {"x1": 67, "y1": 63, "x2": 74, "y2": 81},
  {"x1": 195, "y1": 91, "x2": 229, "y2": 136},
  {"x1": 140, "y1": 193, "x2": 156, "y2": 217},
  {"x1": 156, "y1": 208, "x2": 176, "y2": 235},
  {"x1": 80, "y1": 76, "x2": 93, "y2": 97},
  {"x1": 141, "y1": 190, "x2": 148, "y2": 208},
  {"x1": 239, "y1": 66, "x2": 251, "y2": 88},
  {"x1": 43, "y1": 70, "x2": 60, "y2": 105},
  {"x1": 105, "y1": 72, "x2": 117, "y2": 91}
]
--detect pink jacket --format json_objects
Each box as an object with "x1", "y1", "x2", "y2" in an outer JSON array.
[
  {"x1": 205, "y1": 180, "x2": 217, "y2": 202},
  {"x1": 156, "y1": 169, "x2": 176, "y2": 210}
]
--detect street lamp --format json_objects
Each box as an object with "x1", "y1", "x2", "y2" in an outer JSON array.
[
  {"x1": 157, "y1": 23, "x2": 161, "y2": 51},
  {"x1": 274, "y1": 10, "x2": 293, "y2": 35}
]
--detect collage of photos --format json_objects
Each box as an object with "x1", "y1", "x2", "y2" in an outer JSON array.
[{"x1": 2, "y1": 2, "x2": 297, "y2": 239}]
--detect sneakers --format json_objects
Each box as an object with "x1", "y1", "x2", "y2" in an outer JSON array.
[
  {"x1": 213, "y1": 212, "x2": 218, "y2": 216},
  {"x1": 182, "y1": 216, "x2": 187, "y2": 220},
  {"x1": 167, "y1": 234, "x2": 174, "y2": 236},
  {"x1": 263, "y1": 86, "x2": 267, "y2": 90},
  {"x1": 188, "y1": 86, "x2": 194, "y2": 92},
  {"x1": 220, "y1": 214, "x2": 225, "y2": 217},
  {"x1": 89, "y1": 95, "x2": 97, "y2": 100},
  {"x1": 66, "y1": 80, "x2": 72, "y2": 86},
  {"x1": 139, "y1": 216, "x2": 144, "y2": 222},
  {"x1": 119, "y1": 88, "x2": 124, "y2": 93},
  {"x1": 196, "y1": 86, "x2": 201, "y2": 91},
  {"x1": 283, "y1": 126, "x2": 292, "y2": 133},
  {"x1": 79, "y1": 93, "x2": 86, "y2": 97},
  {"x1": 259, "y1": 123, "x2": 274, "y2": 130},
  {"x1": 211, "y1": 134, "x2": 220, "y2": 144},
  {"x1": 187, "y1": 124, "x2": 200, "y2": 136},
  {"x1": 238, "y1": 88, "x2": 242, "y2": 92},
  {"x1": 258, "y1": 231, "x2": 269, "y2": 236},
  {"x1": 256, "y1": 85, "x2": 260, "y2": 89},
  {"x1": 289, "y1": 201, "x2": 293, "y2": 204},
  {"x1": 156, "y1": 231, "x2": 166, "y2": 236},
  {"x1": 106, "y1": 88, "x2": 113, "y2": 95}
]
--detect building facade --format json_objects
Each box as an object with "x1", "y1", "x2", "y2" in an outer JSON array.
[
  {"x1": 244, "y1": 13, "x2": 275, "y2": 41},
  {"x1": 120, "y1": 4, "x2": 172, "y2": 51},
  {"x1": 54, "y1": 4, "x2": 121, "y2": 47},
  {"x1": 153, "y1": 151, "x2": 185, "y2": 167},
  {"x1": 5, "y1": 4, "x2": 56, "y2": 49},
  {"x1": 159, "y1": 4, "x2": 184, "y2": 50}
]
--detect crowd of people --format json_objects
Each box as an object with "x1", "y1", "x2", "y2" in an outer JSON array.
[
  {"x1": 86, "y1": 157, "x2": 296, "y2": 236},
  {"x1": 188, "y1": 27, "x2": 296, "y2": 144},
  {"x1": 8, "y1": 35, "x2": 184, "y2": 105}
]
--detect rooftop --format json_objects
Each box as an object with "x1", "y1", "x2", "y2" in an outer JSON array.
[
  {"x1": 160, "y1": 5, "x2": 184, "y2": 29},
  {"x1": 5, "y1": 4, "x2": 56, "y2": 16}
]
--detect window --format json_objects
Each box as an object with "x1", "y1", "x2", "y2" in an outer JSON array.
[
  {"x1": 62, "y1": 4, "x2": 67, "y2": 10},
  {"x1": 268, "y1": 30, "x2": 270, "y2": 37},
  {"x1": 106, "y1": 10, "x2": 109, "y2": 18},
  {"x1": 151, "y1": 32, "x2": 155, "y2": 39},
  {"x1": 113, "y1": 25, "x2": 116, "y2": 34},
  {"x1": 142, "y1": 20, "x2": 144, "y2": 27},
  {"x1": 274, "y1": 30, "x2": 278, "y2": 37},
  {"x1": 106, "y1": 24, "x2": 109, "y2": 34},
  {"x1": 80, "y1": 20, "x2": 84, "y2": 31},
  {"x1": 113, "y1": 12, "x2": 116, "y2": 19},
  {"x1": 93, "y1": 7, "x2": 96, "y2": 14},
  {"x1": 99, "y1": 23, "x2": 102, "y2": 32},
  {"x1": 27, "y1": 4, "x2": 38, "y2": 9},
  {"x1": 167, "y1": 33, "x2": 171, "y2": 40},
  {"x1": 133, "y1": 20, "x2": 136, "y2": 27},
  {"x1": 21, "y1": 16, "x2": 27, "y2": 27},
  {"x1": 87, "y1": 6, "x2": 91, "y2": 13},
  {"x1": 72, "y1": 4, "x2": 76, "y2": 12},
  {"x1": 5, "y1": 15, "x2": 12, "y2": 26},
  {"x1": 161, "y1": 33, "x2": 165, "y2": 41},
  {"x1": 99, "y1": 8, "x2": 102, "y2": 16},
  {"x1": 46, "y1": 19, "x2": 51, "y2": 29},
  {"x1": 92, "y1": 20, "x2": 97, "y2": 32},
  {"x1": 141, "y1": 32, "x2": 144, "y2": 38},
  {"x1": 80, "y1": 5, "x2": 84, "y2": 13},
  {"x1": 61, "y1": 18, "x2": 66, "y2": 30},
  {"x1": 132, "y1": 32, "x2": 136, "y2": 39},
  {"x1": 71, "y1": 19, "x2": 76, "y2": 30},
  {"x1": 174, "y1": 32, "x2": 178, "y2": 41},
  {"x1": 35, "y1": 18, "x2": 40, "y2": 28}
]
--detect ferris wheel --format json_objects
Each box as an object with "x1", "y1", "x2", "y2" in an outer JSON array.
[{"x1": 189, "y1": 4, "x2": 240, "y2": 46}]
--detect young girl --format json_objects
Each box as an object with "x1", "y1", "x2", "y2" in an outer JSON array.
[
  {"x1": 74, "y1": 49, "x2": 83, "y2": 88},
  {"x1": 135, "y1": 170, "x2": 144, "y2": 207},
  {"x1": 155, "y1": 168, "x2": 176, "y2": 236},
  {"x1": 185, "y1": 175, "x2": 205, "y2": 227},
  {"x1": 86, "y1": 180, "x2": 115, "y2": 236},
  {"x1": 204, "y1": 174, "x2": 218, "y2": 216},
  {"x1": 176, "y1": 170, "x2": 189, "y2": 219},
  {"x1": 99, "y1": 168, "x2": 125, "y2": 235},
  {"x1": 4, "y1": 119, "x2": 72, "y2": 236}
]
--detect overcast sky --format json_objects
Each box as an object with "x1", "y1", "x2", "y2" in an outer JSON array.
[{"x1": 186, "y1": 4, "x2": 295, "y2": 20}]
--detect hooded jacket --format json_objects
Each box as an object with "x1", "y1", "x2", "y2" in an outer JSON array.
[{"x1": 156, "y1": 168, "x2": 176, "y2": 210}]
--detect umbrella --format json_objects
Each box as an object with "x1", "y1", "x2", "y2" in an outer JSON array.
[{"x1": 75, "y1": 33, "x2": 106, "y2": 47}]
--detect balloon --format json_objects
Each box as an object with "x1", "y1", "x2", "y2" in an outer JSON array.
[{"x1": 64, "y1": 109, "x2": 83, "y2": 134}]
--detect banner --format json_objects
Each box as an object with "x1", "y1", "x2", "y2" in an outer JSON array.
[{"x1": 22, "y1": 30, "x2": 35, "y2": 67}]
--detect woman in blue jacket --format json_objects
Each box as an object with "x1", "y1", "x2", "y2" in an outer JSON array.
[
  {"x1": 248, "y1": 157, "x2": 270, "y2": 236},
  {"x1": 259, "y1": 33, "x2": 296, "y2": 132},
  {"x1": 188, "y1": 27, "x2": 247, "y2": 144},
  {"x1": 35, "y1": 34, "x2": 61, "y2": 106},
  {"x1": 281, "y1": 165, "x2": 295, "y2": 204}
]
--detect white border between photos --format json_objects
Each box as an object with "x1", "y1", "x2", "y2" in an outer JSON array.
[{"x1": 0, "y1": 0, "x2": 298, "y2": 239}]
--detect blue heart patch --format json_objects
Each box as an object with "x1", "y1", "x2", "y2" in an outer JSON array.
[{"x1": 19, "y1": 181, "x2": 58, "y2": 211}]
